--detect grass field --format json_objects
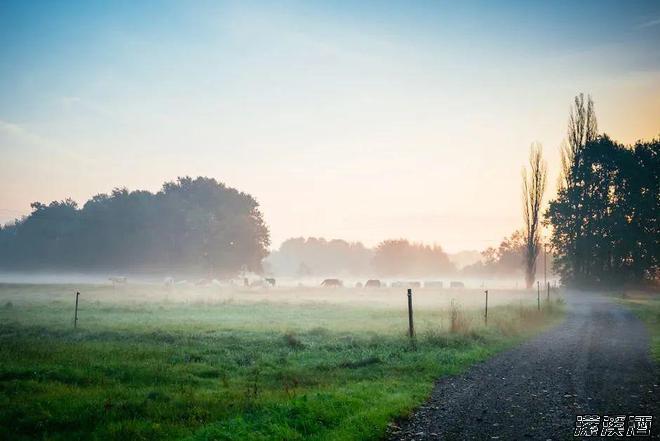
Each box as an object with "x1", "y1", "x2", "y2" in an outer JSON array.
[
  {"x1": 0, "y1": 283, "x2": 563, "y2": 440},
  {"x1": 619, "y1": 291, "x2": 660, "y2": 364}
]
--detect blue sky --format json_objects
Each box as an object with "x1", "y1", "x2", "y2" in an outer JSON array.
[{"x1": 1, "y1": 0, "x2": 659, "y2": 251}]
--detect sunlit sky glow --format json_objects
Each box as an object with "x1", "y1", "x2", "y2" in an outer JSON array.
[{"x1": 1, "y1": 0, "x2": 659, "y2": 252}]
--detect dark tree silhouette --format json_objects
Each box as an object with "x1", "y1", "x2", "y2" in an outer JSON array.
[
  {"x1": 547, "y1": 135, "x2": 659, "y2": 287},
  {"x1": 554, "y1": 94, "x2": 599, "y2": 282},
  {"x1": 0, "y1": 177, "x2": 270, "y2": 276}
]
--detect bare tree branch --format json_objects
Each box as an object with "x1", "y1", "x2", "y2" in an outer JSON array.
[{"x1": 561, "y1": 93, "x2": 598, "y2": 188}]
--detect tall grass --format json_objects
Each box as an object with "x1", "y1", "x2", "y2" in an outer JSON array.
[{"x1": 618, "y1": 291, "x2": 660, "y2": 363}]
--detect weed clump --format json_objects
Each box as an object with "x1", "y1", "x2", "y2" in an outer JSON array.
[
  {"x1": 339, "y1": 356, "x2": 381, "y2": 369},
  {"x1": 283, "y1": 332, "x2": 305, "y2": 349},
  {"x1": 183, "y1": 353, "x2": 204, "y2": 363},
  {"x1": 449, "y1": 301, "x2": 470, "y2": 334},
  {"x1": 146, "y1": 390, "x2": 170, "y2": 402}
]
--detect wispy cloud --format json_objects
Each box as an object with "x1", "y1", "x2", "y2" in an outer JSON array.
[
  {"x1": 0, "y1": 119, "x2": 90, "y2": 165},
  {"x1": 637, "y1": 18, "x2": 660, "y2": 29},
  {"x1": 0, "y1": 119, "x2": 48, "y2": 147}
]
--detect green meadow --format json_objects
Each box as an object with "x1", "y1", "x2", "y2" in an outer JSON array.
[{"x1": 0, "y1": 283, "x2": 563, "y2": 440}]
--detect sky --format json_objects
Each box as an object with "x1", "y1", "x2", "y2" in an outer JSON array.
[{"x1": 1, "y1": 0, "x2": 659, "y2": 252}]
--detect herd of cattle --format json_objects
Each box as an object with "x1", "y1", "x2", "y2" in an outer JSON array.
[
  {"x1": 108, "y1": 276, "x2": 466, "y2": 289},
  {"x1": 320, "y1": 279, "x2": 465, "y2": 289}
]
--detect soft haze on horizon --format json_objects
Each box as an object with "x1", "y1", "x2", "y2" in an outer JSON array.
[{"x1": 1, "y1": 0, "x2": 659, "y2": 253}]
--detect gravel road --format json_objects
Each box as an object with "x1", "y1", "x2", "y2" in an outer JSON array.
[{"x1": 388, "y1": 292, "x2": 659, "y2": 440}]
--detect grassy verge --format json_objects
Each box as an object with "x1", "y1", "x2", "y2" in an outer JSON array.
[
  {"x1": 618, "y1": 291, "x2": 660, "y2": 364},
  {"x1": 0, "y1": 284, "x2": 564, "y2": 440}
]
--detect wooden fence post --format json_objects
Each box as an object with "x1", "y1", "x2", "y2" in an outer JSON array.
[
  {"x1": 407, "y1": 288, "x2": 414, "y2": 339},
  {"x1": 74, "y1": 291, "x2": 80, "y2": 329},
  {"x1": 484, "y1": 289, "x2": 488, "y2": 325}
]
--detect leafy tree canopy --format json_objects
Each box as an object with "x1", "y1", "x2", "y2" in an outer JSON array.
[
  {"x1": 546, "y1": 136, "x2": 659, "y2": 287},
  {"x1": 0, "y1": 177, "x2": 270, "y2": 276}
]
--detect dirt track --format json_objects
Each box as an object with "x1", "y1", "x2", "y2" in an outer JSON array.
[{"x1": 388, "y1": 293, "x2": 659, "y2": 440}]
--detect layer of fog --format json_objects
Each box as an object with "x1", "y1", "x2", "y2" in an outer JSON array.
[
  {"x1": 0, "y1": 275, "x2": 558, "y2": 315},
  {"x1": 0, "y1": 271, "x2": 559, "y2": 291}
]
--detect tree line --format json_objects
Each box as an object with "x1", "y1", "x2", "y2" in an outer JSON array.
[
  {"x1": 266, "y1": 237, "x2": 373, "y2": 276},
  {"x1": 2, "y1": 95, "x2": 656, "y2": 287},
  {"x1": 468, "y1": 93, "x2": 657, "y2": 289},
  {"x1": 268, "y1": 234, "x2": 551, "y2": 279},
  {"x1": 268, "y1": 237, "x2": 458, "y2": 277},
  {"x1": 266, "y1": 237, "x2": 521, "y2": 278},
  {"x1": 462, "y1": 230, "x2": 540, "y2": 281},
  {"x1": 515, "y1": 94, "x2": 658, "y2": 288},
  {"x1": 0, "y1": 177, "x2": 270, "y2": 276}
]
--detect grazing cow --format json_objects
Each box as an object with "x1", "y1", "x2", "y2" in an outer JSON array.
[
  {"x1": 391, "y1": 281, "x2": 420, "y2": 289},
  {"x1": 250, "y1": 279, "x2": 276, "y2": 288},
  {"x1": 365, "y1": 279, "x2": 381, "y2": 288},
  {"x1": 321, "y1": 279, "x2": 342, "y2": 288},
  {"x1": 450, "y1": 281, "x2": 465, "y2": 288},
  {"x1": 108, "y1": 276, "x2": 127, "y2": 287}
]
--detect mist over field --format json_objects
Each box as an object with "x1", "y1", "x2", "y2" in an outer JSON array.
[{"x1": 0, "y1": 178, "x2": 552, "y2": 289}]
